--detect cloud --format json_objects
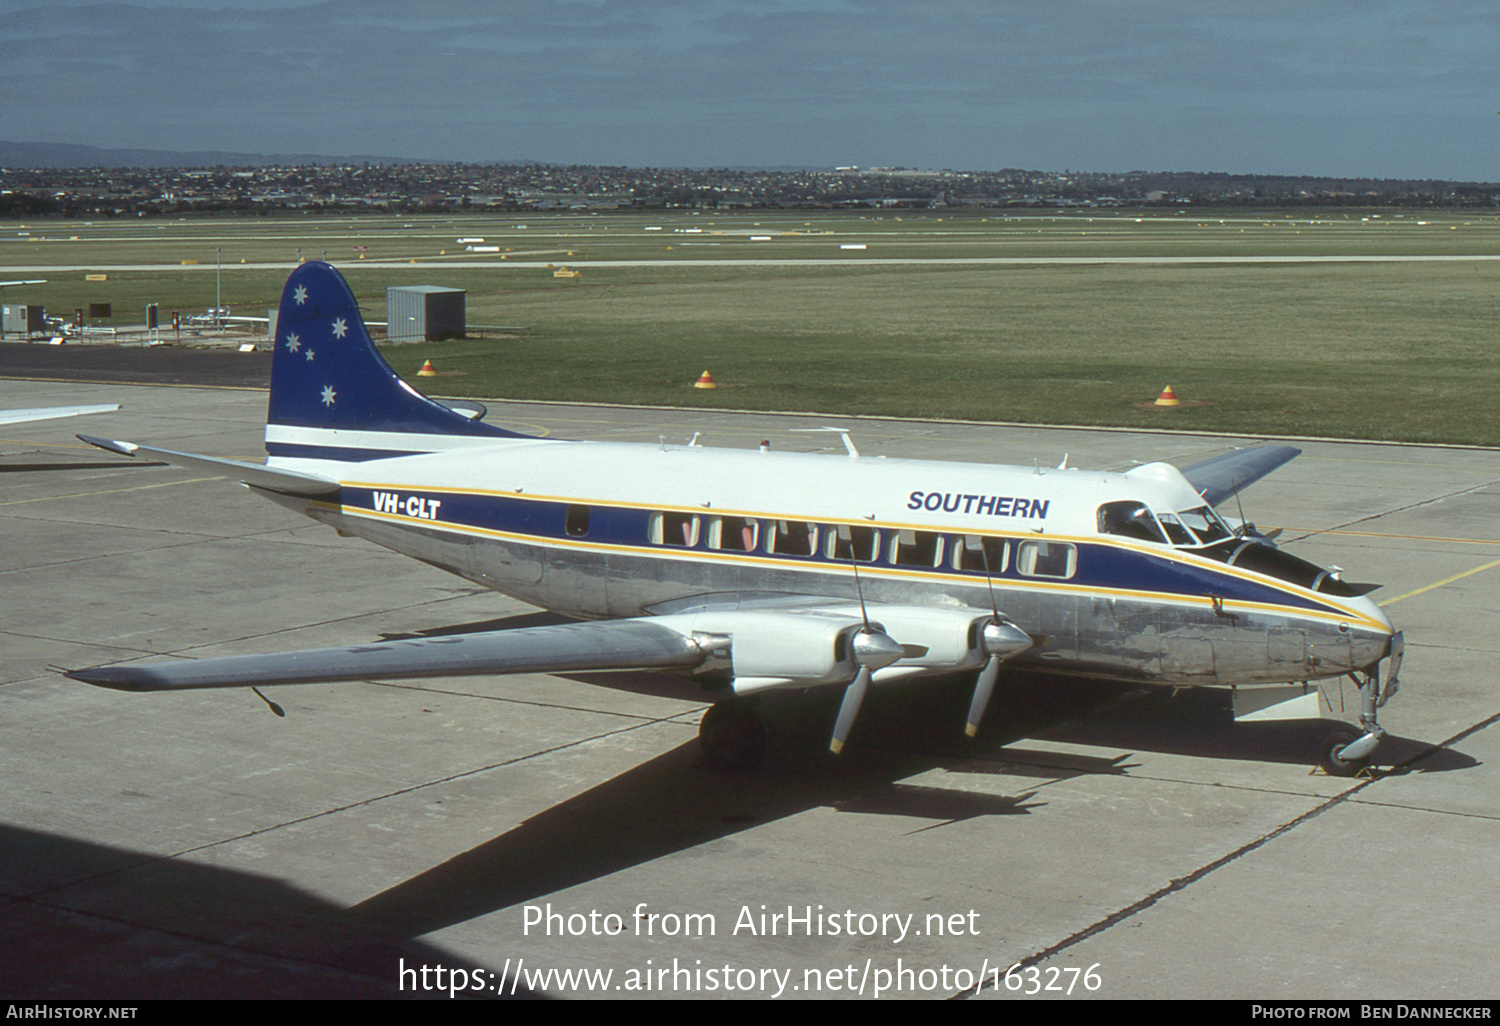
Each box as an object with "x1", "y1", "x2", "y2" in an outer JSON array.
[{"x1": 4, "y1": 0, "x2": 1498, "y2": 177}]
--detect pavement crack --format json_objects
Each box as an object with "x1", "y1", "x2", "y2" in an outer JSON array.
[{"x1": 955, "y1": 706, "x2": 1500, "y2": 999}]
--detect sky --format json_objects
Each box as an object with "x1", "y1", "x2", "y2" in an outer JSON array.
[{"x1": 4, "y1": 0, "x2": 1498, "y2": 180}]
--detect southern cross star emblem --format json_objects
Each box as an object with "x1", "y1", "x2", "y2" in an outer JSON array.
[
  {"x1": 320, "y1": 384, "x2": 336, "y2": 407},
  {"x1": 285, "y1": 332, "x2": 300, "y2": 353},
  {"x1": 293, "y1": 285, "x2": 308, "y2": 306},
  {"x1": 305, "y1": 348, "x2": 315, "y2": 362},
  {"x1": 331, "y1": 317, "x2": 348, "y2": 340}
]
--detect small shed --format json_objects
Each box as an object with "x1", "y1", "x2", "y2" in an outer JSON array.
[{"x1": 386, "y1": 285, "x2": 466, "y2": 342}]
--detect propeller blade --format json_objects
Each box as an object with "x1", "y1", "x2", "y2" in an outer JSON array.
[
  {"x1": 830, "y1": 665, "x2": 871, "y2": 754},
  {"x1": 964, "y1": 619, "x2": 1033, "y2": 738},
  {"x1": 965, "y1": 655, "x2": 1001, "y2": 738}
]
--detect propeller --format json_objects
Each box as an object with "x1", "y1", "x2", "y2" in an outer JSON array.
[
  {"x1": 965, "y1": 619, "x2": 1034, "y2": 737},
  {"x1": 964, "y1": 537, "x2": 1034, "y2": 737},
  {"x1": 1229, "y1": 475, "x2": 1281, "y2": 546},
  {"x1": 829, "y1": 627, "x2": 905, "y2": 754},
  {"x1": 830, "y1": 540, "x2": 904, "y2": 754}
]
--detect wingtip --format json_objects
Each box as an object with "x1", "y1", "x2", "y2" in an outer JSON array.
[
  {"x1": 76, "y1": 434, "x2": 138, "y2": 457},
  {"x1": 63, "y1": 666, "x2": 146, "y2": 691}
]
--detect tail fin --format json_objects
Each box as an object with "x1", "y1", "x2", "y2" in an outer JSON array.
[{"x1": 265, "y1": 261, "x2": 526, "y2": 462}]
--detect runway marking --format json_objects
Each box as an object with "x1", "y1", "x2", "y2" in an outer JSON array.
[
  {"x1": 1379, "y1": 558, "x2": 1500, "y2": 607},
  {"x1": 0, "y1": 476, "x2": 216, "y2": 506},
  {"x1": 1310, "y1": 527, "x2": 1500, "y2": 547}
]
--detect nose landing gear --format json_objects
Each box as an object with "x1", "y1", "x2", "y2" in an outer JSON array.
[{"x1": 1319, "y1": 632, "x2": 1402, "y2": 777}]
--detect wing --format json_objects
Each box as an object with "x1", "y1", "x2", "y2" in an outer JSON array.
[
  {"x1": 67, "y1": 618, "x2": 711, "y2": 691},
  {"x1": 1179, "y1": 445, "x2": 1300, "y2": 507},
  {"x1": 0, "y1": 404, "x2": 119, "y2": 426},
  {"x1": 78, "y1": 434, "x2": 338, "y2": 498},
  {"x1": 67, "y1": 602, "x2": 1033, "y2": 752}
]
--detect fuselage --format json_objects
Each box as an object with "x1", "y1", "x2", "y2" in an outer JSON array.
[{"x1": 266, "y1": 432, "x2": 1395, "y2": 690}]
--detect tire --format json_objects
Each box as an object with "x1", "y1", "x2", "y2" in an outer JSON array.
[
  {"x1": 699, "y1": 700, "x2": 768, "y2": 772},
  {"x1": 1319, "y1": 727, "x2": 1367, "y2": 777}
]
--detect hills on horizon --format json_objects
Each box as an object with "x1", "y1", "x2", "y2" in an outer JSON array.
[{"x1": 0, "y1": 140, "x2": 501, "y2": 170}]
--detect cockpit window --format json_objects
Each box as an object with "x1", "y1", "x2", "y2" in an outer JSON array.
[
  {"x1": 1177, "y1": 506, "x2": 1233, "y2": 545},
  {"x1": 1097, "y1": 501, "x2": 1169, "y2": 544},
  {"x1": 1099, "y1": 500, "x2": 1236, "y2": 550},
  {"x1": 1154, "y1": 512, "x2": 1196, "y2": 546}
]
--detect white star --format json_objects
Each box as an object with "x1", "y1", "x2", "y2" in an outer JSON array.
[
  {"x1": 305, "y1": 349, "x2": 315, "y2": 362},
  {"x1": 331, "y1": 317, "x2": 348, "y2": 340},
  {"x1": 321, "y1": 384, "x2": 336, "y2": 407},
  {"x1": 285, "y1": 332, "x2": 300, "y2": 353},
  {"x1": 293, "y1": 285, "x2": 308, "y2": 305}
]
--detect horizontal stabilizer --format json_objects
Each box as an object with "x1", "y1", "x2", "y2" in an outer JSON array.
[
  {"x1": 67, "y1": 618, "x2": 707, "y2": 691},
  {"x1": 1180, "y1": 445, "x2": 1301, "y2": 507},
  {"x1": 78, "y1": 434, "x2": 339, "y2": 498}
]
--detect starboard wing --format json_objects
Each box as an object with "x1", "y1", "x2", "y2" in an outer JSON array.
[{"x1": 1179, "y1": 445, "x2": 1301, "y2": 507}]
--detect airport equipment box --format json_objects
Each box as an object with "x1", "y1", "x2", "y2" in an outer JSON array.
[
  {"x1": 386, "y1": 285, "x2": 466, "y2": 342},
  {"x1": 2, "y1": 304, "x2": 45, "y2": 336}
]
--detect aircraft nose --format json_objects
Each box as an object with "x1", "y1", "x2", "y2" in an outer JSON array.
[{"x1": 1345, "y1": 593, "x2": 1397, "y2": 666}]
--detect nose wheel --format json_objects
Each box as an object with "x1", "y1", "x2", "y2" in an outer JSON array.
[{"x1": 1318, "y1": 726, "x2": 1369, "y2": 777}]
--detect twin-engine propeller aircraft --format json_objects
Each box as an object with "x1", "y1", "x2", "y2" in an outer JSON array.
[{"x1": 69, "y1": 261, "x2": 1403, "y2": 776}]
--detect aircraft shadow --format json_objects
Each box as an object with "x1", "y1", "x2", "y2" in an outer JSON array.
[
  {"x1": 0, "y1": 822, "x2": 541, "y2": 999},
  {"x1": 344, "y1": 662, "x2": 1477, "y2": 941}
]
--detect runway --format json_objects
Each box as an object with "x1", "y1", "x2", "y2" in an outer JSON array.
[{"x1": 3, "y1": 374, "x2": 1499, "y2": 1000}]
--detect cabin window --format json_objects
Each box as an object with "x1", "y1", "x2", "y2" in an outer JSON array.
[
  {"x1": 827, "y1": 523, "x2": 880, "y2": 562},
  {"x1": 889, "y1": 529, "x2": 943, "y2": 568},
  {"x1": 1017, "y1": 540, "x2": 1076, "y2": 579},
  {"x1": 650, "y1": 511, "x2": 700, "y2": 547},
  {"x1": 565, "y1": 505, "x2": 590, "y2": 537},
  {"x1": 710, "y1": 516, "x2": 759, "y2": 552},
  {"x1": 953, "y1": 535, "x2": 1008, "y2": 573},
  {"x1": 767, "y1": 519, "x2": 817, "y2": 556},
  {"x1": 1097, "y1": 501, "x2": 1168, "y2": 544}
]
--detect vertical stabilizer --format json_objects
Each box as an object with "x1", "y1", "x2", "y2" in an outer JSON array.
[{"x1": 265, "y1": 261, "x2": 525, "y2": 462}]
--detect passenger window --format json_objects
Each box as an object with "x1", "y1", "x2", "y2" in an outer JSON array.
[
  {"x1": 1017, "y1": 540, "x2": 1076, "y2": 579},
  {"x1": 710, "y1": 516, "x2": 759, "y2": 552},
  {"x1": 827, "y1": 523, "x2": 880, "y2": 562},
  {"x1": 1097, "y1": 501, "x2": 1167, "y2": 544},
  {"x1": 953, "y1": 535, "x2": 1008, "y2": 573},
  {"x1": 768, "y1": 519, "x2": 817, "y2": 556},
  {"x1": 651, "y1": 511, "x2": 699, "y2": 546},
  {"x1": 890, "y1": 529, "x2": 942, "y2": 567},
  {"x1": 565, "y1": 505, "x2": 590, "y2": 537}
]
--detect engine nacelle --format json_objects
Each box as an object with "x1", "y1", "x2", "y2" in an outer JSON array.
[
  {"x1": 654, "y1": 604, "x2": 1003, "y2": 695},
  {"x1": 655, "y1": 608, "x2": 868, "y2": 695}
]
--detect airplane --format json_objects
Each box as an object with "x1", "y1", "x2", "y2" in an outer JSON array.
[{"x1": 66, "y1": 260, "x2": 1403, "y2": 777}]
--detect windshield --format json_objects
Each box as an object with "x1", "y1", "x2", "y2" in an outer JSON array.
[
  {"x1": 1098, "y1": 501, "x2": 1234, "y2": 548},
  {"x1": 1176, "y1": 505, "x2": 1234, "y2": 546}
]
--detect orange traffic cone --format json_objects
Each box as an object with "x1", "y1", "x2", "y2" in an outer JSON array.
[
  {"x1": 694, "y1": 370, "x2": 718, "y2": 389},
  {"x1": 1154, "y1": 385, "x2": 1181, "y2": 407},
  {"x1": 418, "y1": 360, "x2": 437, "y2": 377}
]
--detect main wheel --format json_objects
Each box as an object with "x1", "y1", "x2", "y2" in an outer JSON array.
[
  {"x1": 699, "y1": 700, "x2": 768, "y2": 772},
  {"x1": 1318, "y1": 727, "x2": 1367, "y2": 777}
]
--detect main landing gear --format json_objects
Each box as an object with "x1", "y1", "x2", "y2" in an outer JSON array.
[
  {"x1": 1318, "y1": 633, "x2": 1403, "y2": 777},
  {"x1": 699, "y1": 698, "x2": 768, "y2": 772}
]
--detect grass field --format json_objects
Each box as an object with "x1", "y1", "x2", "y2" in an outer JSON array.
[{"x1": 4, "y1": 209, "x2": 1499, "y2": 445}]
